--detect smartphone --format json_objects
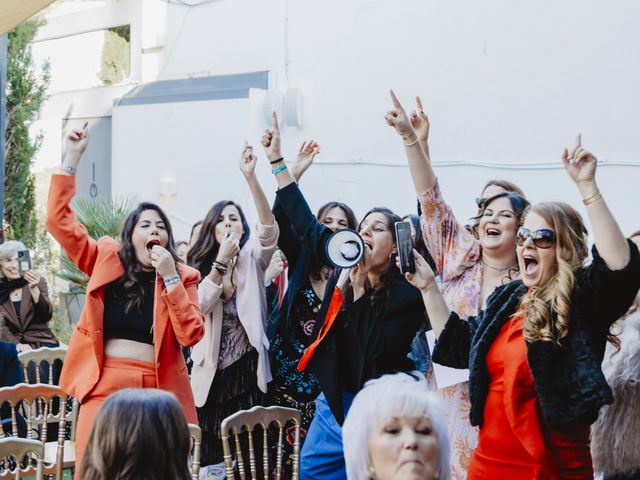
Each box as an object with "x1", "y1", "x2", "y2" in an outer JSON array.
[
  {"x1": 395, "y1": 221, "x2": 415, "y2": 274},
  {"x1": 17, "y1": 250, "x2": 32, "y2": 277}
]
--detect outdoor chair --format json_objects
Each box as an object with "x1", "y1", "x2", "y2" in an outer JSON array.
[
  {"x1": 0, "y1": 384, "x2": 68, "y2": 479},
  {"x1": 0, "y1": 437, "x2": 44, "y2": 479},
  {"x1": 220, "y1": 405, "x2": 300, "y2": 480},
  {"x1": 17, "y1": 346, "x2": 78, "y2": 475}
]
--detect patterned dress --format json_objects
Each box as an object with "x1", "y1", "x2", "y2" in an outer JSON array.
[
  {"x1": 418, "y1": 180, "x2": 485, "y2": 480},
  {"x1": 267, "y1": 282, "x2": 322, "y2": 478}
]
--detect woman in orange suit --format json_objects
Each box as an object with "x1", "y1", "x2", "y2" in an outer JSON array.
[{"x1": 46, "y1": 123, "x2": 204, "y2": 476}]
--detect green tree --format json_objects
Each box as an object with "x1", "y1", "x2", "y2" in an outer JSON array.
[{"x1": 4, "y1": 18, "x2": 50, "y2": 247}]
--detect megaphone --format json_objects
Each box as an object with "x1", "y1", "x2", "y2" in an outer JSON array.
[{"x1": 325, "y1": 229, "x2": 365, "y2": 269}]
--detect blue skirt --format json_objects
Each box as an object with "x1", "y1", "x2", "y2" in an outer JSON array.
[{"x1": 300, "y1": 392, "x2": 354, "y2": 480}]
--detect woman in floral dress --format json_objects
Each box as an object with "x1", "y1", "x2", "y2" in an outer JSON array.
[{"x1": 385, "y1": 91, "x2": 528, "y2": 479}]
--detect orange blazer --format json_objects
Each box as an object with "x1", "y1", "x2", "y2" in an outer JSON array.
[{"x1": 46, "y1": 174, "x2": 204, "y2": 423}]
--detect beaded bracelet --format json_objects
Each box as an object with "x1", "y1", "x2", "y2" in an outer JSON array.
[
  {"x1": 272, "y1": 164, "x2": 287, "y2": 175},
  {"x1": 163, "y1": 274, "x2": 181, "y2": 286}
]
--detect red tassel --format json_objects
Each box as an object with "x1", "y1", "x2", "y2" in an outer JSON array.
[{"x1": 297, "y1": 287, "x2": 344, "y2": 372}]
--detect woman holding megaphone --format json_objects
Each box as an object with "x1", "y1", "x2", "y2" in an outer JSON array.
[{"x1": 261, "y1": 113, "x2": 426, "y2": 480}]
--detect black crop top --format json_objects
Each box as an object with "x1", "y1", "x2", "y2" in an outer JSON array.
[{"x1": 103, "y1": 272, "x2": 156, "y2": 345}]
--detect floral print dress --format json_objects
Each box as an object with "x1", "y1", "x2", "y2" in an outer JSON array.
[
  {"x1": 267, "y1": 282, "x2": 322, "y2": 477},
  {"x1": 418, "y1": 180, "x2": 484, "y2": 480}
]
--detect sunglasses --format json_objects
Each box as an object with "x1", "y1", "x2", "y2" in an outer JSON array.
[{"x1": 516, "y1": 227, "x2": 556, "y2": 248}]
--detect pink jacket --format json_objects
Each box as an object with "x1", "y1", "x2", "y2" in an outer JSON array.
[{"x1": 190, "y1": 220, "x2": 279, "y2": 407}]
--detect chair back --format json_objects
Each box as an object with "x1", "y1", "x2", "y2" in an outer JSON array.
[
  {"x1": 0, "y1": 384, "x2": 68, "y2": 479},
  {"x1": 221, "y1": 406, "x2": 300, "y2": 480},
  {"x1": 17, "y1": 346, "x2": 67, "y2": 385},
  {"x1": 17, "y1": 346, "x2": 79, "y2": 442},
  {"x1": 0, "y1": 438, "x2": 44, "y2": 479},
  {"x1": 188, "y1": 423, "x2": 201, "y2": 480}
]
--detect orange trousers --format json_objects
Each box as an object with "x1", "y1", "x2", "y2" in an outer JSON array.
[{"x1": 74, "y1": 357, "x2": 157, "y2": 479}]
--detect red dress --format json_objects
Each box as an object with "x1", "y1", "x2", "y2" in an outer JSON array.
[{"x1": 467, "y1": 315, "x2": 593, "y2": 480}]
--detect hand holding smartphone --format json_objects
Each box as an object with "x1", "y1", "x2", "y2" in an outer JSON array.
[
  {"x1": 394, "y1": 221, "x2": 415, "y2": 274},
  {"x1": 17, "y1": 250, "x2": 32, "y2": 277}
]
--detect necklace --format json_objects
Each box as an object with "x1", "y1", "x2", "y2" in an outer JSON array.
[{"x1": 482, "y1": 260, "x2": 518, "y2": 272}]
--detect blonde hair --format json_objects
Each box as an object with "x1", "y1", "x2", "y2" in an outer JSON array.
[{"x1": 517, "y1": 202, "x2": 588, "y2": 345}]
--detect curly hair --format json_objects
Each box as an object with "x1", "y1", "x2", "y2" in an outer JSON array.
[
  {"x1": 516, "y1": 202, "x2": 589, "y2": 345},
  {"x1": 80, "y1": 389, "x2": 191, "y2": 480},
  {"x1": 117, "y1": 203, "x2": 179, "y2": 314}
]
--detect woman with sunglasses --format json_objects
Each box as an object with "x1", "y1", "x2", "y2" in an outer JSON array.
[
  {"x1": 385, "y1": 91, "x2": 528, "y2": 478},
  {"x1": 404, "y1": 136, "x2": 640, "y2": 478},
  {"x1": 262, "y1": 113, "x2": 426, "y2": 479}
]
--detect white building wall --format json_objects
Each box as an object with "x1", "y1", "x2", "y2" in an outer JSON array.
[{"x1": 33, "y1": 0, "x2": 640, "y2": 240}]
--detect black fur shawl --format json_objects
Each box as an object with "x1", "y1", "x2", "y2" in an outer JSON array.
[{"x1": 433, "y1": 240, "x2": 640, "y2": 428}]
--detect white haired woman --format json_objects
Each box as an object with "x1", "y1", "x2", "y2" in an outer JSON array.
[
  {"x1": 343, "y1": 372, "x2": 450, "y2": 480},
  {"x1": 0, "y1": 240, "x2": 58, "y2": 355}
]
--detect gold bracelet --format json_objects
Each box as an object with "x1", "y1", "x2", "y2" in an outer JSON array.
[
  {"x1": 582, "y1": 191, "x2": 602, "y2": 206},
  {"x1": 404, "y1": 136, "x2": 419, "y2": 147}
]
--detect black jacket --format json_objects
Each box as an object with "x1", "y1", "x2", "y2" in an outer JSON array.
[
  {"x1": 275, "y1": 183, "x2": 425, "y2": 424},
  {"x1": 433, "y1": 240, "x2": 640, "y2": 428}
]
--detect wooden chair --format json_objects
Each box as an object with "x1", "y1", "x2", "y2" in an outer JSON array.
[
  {"x1": 0, "y1": 384, "x2": 68, "y2": 479},
  {"x1": 17, "y1": 346, "x2": 78, "y2": 473},
  {"x1": 0, "y1": 438, "x2": 44, "y2": 479},
  {"x1": 188, "y1": 423, "x2": 201, "y2": 480},
  {"x1": 17, "y1": 347, "x2": 66, "y2": 386},
  {"x1": 220, "y1": 406, "x2": 301, "y2": 480}
]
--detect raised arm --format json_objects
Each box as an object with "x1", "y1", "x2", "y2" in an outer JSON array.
[
  {"x1": 385, "y1": 90, "x2": 436, "y2": 193},
  {"x1": 46, "y1": 123, "x2": 100, "y2": 275},
  {"x1": 262, "y1": 113, "x2": 333, "y2": 265},
  {"x1": 240, "y1": 143, "x2": 275, "y2": 227},
  {"x1": 563, "y1": 135, "x2": 629, "y2": 269},
  {"x1": 400, "y1": 250, "x2": 451, "y2": 338}
]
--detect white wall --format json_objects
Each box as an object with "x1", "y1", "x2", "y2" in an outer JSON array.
[
  {"x1": 110, "y1": 0, "x2": 640, "y2": 240},
  {"x1": 33, "y1": 0, "x2": 640, "y2": 239}
]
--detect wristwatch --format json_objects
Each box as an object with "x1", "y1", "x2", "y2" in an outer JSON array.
[{"x1": 61, "y1": 164, "x2": 77, "y2": 175}]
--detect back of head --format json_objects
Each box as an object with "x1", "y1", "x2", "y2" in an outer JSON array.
[
  {"x1": 343, "y1": 372, "x2": 450, "y2": 480},
  {"x1": 81, "y1": 389, "x2": 191, "y2": 480},
  {"x1": 482, "y1": 179, "x2": 526, "y2": 198}
]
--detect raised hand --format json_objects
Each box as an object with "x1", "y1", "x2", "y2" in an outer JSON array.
[
  {"x1": 349, "y1": 245, "x2": 372, "y2": 300},
  {"x1": 562, "y1": 134, "x2": 597, "y2": 188},
  {"x1": 410, "y1": 96, "x2": 430, "y2": 142},
  {"x1": 384, "y1": 90, "x2": 417, "y2": 142},
  {"x1": 239, "y1": 143, "x2": 258, "y2": 179},
  {"x1": 261, "y1": 112, "x2": 282, "y2": 162},
  {"x1": 150, "y1": 245, "x2": 178, "y2": 279},
  {"x1": 291, "y1": 140, "x2": 320, "y2": 182},
  {"x1": 399, "y1": 250, "x2": 437, "y2": 293},
  {"x1": 65, "y1": 121, "x2": 89, "y2": 162},
  {"x1": 216, "y1": 232, "x2": 241, "y2": 265},
  {"x1": 264, "y1": 249, "x2": 286, "y2": 285},
  {"x1": 23, "y1": 270, "x2": 40, "y2": 288}
]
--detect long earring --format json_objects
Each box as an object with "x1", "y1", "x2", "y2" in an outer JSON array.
[{"x1": 367, "y1": 465, "x2": 377, "y2": 480}]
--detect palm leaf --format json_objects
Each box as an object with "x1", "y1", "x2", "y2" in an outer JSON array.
[{"x1": 54, "y1": 194, "x2": 137, "y2": 293}]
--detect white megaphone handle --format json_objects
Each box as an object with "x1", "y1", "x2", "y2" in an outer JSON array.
[{"x1": 336, "y1": 268, "x2": 351, "y2": 290}]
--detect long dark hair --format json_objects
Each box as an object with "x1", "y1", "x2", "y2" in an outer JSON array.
[
  {"x1": 342, "y1": 207, "x2": 403, "y2": 311},
  {"x1": 310, "y1": 201, "x2": 358, "y2": 282},
  {"x1": 80, "y1": 389, "x2": 191, "y2": 480},
  {"x1": 118, "y1": 202, "x2": 179, "y2": 314},
  {"x1": 187, "y1": 200, "x2": 251, "y2": 279}
]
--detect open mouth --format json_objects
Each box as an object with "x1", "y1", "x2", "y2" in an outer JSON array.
[
  {"x1": 363, "y1": 240, "x2": 373, "y2": 250},
  {"x1": 523, "y1": 255, "x2": 539, "y2": 275},
  {"x1": 486, "y1": 227, "x2": 501, "y2": 237},
  {"x1": 146, "y1": 239, "x2": 161, "y2": 252}
]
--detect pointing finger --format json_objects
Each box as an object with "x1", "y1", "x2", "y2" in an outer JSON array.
[
  {"x1": 416, "y1": 96, "x2": 424, "y2": 112},
  {"x1": 389, "y1": 89, "x2": 403, "y2": 110},
  {"x1": 272, "y1": 112, "x2": 280, "y2": 132}
]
